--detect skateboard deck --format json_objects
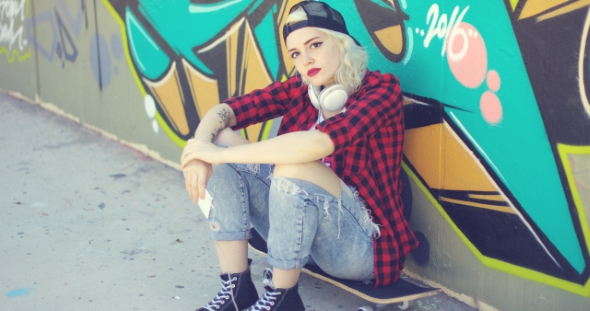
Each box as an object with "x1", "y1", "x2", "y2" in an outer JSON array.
[{"x1": 248, "y1": 229, "x2": 441, "y2": 309}]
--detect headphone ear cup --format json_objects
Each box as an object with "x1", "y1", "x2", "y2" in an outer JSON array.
[
  {"x1": 319, "y1": 84, "x2": 352, "y2": 112},
  {"x1": 308, "y1": 85, "x2": 321, "y2": 109}
]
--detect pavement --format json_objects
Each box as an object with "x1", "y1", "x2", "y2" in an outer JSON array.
[{"x1": 0, "y1": 92, "x2": 478, "y2": 311}]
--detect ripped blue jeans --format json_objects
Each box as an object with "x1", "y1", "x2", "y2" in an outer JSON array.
[{"x1": 205, "y1": 163, "x2": 380, "y2": 281}]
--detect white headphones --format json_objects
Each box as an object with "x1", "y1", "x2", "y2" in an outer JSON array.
[
  {"x1": 307, "y1": 71, "x2": 366, "y2": 112},
  {"x1": 308, "y1": 84, "x2": 352, "y2": 112}
]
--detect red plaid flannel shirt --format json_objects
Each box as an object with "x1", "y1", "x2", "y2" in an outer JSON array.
[{"x1": 224, "y1": 70, "x2": 418, "y2": 287}]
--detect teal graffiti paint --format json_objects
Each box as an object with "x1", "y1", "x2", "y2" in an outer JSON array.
[
  {"x1": 391, "y1": 0, "x2": 584, "y2": 272},
  {"x1": 140, "y1": 0, "x2": 254, "y2": 73},
  {"x1": 126, "y1": 8, "x2": 170, "y2": 79},
  {"x1": 254, "y1": 6, "x2": 279, "y2": 79}
]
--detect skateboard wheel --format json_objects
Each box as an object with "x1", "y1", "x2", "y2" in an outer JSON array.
[
  {"x1": 357, "y1": 306, "x2": 373, "y2": 311},
  {"x1": 398, "y1": 300, "x2": 412, "y2": 310}
]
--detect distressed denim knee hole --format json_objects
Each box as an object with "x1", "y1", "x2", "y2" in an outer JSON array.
[
  {"x1": 271, "y1": 176, "x2": 309, "y2": 196},
  {"x1": 346, "y1": 184, "x2": 381, "y2": 238},
  {"x1": 210, "y1": 222, "x2": 221, "y2": 232},
  {"x1": 246, "y1": 163, "x2": 260, "y2": 175}
]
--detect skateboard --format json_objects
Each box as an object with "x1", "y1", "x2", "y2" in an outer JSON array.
[{"x1": 248, "y1": 229, "x2": 441, "y2": 311}]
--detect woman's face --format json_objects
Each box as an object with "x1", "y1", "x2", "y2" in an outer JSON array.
[{"x1": 286, "y1": 27, "x2": 341, "y2": 87}]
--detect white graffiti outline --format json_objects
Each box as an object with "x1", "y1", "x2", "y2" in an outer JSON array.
[
  {"x1": 447, "y1": 111, "x2": 563, "y2": 270},
  {"x1": 578, "y1": 7, "x2": 590, "y2": 117},
  {"x1": 400, "y1": 0, "x2": 407, "y2": 10},
  {"x1": 403, "y1": 26, "x2": 413, "y2": 65}
]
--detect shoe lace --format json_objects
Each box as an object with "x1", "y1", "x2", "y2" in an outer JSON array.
[
  {"x1": 201, "y1": 277, "x2": 236, "y2": 311},
  {"x1": 249, "y1": 289, "x2": 281, "y2": 311}
]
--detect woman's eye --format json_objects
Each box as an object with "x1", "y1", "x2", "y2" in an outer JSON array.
[
  {"x1": 291, "y1": 52, "x2": 299, "y2": 59},
  {"x1": 311, "y1": 42, "x2": 322, "y2": 48}
]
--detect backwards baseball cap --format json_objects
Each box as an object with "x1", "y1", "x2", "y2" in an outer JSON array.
[{"x1": 282, "y1": 1, "x2": 361, "y2": 46}]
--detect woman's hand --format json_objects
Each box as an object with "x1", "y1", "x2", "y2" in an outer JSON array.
[
  {"x1": 181, "y1": 139, "x2": 223, "y2": 202},
  {"x1": 181, "y1": 139, "x2": 225, "y2": 167},
  {"x1": 182, "y1": 159, "x2": 212, "y2": 202}
]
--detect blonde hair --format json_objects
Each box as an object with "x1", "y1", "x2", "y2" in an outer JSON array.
[{"x1": 285, "y1": 8, "x2": 368, "y2": 92}]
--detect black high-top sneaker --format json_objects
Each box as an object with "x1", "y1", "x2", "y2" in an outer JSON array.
[
  {"x1": 195, "y1": 265, "x2": 258, "y2": 311},
  {"x1": 245, "y1": 284, "x2": 305, "y2": 311},
  {"x1": 245, "y1": 268, "x2": 305, "y2": 311}
]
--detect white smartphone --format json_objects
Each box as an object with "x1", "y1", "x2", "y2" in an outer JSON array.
[{"x1": 198, "y1": 189, "x2": 213, "y2": 218}]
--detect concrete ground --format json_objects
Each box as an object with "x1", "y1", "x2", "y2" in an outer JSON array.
[{"x1": 0, "y1": 92, "x2": 478, "y2": 311}]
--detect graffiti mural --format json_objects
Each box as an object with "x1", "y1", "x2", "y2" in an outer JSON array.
[
  {"x1": 104, "y1": 0, "x2": 302, "y2": 143},
  {"x1": 398, "y1": 0, "x2": 590, "y2": 296},
  {"x1": 22, "y1": 0, "x2": 125, "y2": 91},
  {"x1": 25, "y1": 0, "x2": 85, "y2": 68},
  {"x1": 0, "y1": 0, "x2": 31, "y2": 63},
  {"x1": 100, "y1": 0, "x2": 590, "y2": 296}
]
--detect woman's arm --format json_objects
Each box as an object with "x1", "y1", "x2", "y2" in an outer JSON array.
[
  {"x1": 182, "y1": 130, "x2": 334, "y2": 167},
  {"x1": 182, "y1": 103, "x2": 236, "y2": 203},
  {"x1": 193, "y1": 103, "x2": 237, "y2": 142},
  {"x1": 226, "y1": 130, "x2": 334, "y2": 164}
]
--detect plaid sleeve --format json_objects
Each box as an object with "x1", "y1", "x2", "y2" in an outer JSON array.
[
  {"x1": 224, "y1": 76, "x2": 302, "y2": 130},
  {"x1": 316, "y1": 73, "x2": 403, "y2": 154}
]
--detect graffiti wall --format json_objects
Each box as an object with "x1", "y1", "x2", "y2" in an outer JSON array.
[
  {"x1": 1, "y1": 1, "x2": 589, "y2": 310},
  {"x1": 0, "y1": 0, "x2": 35, "y2": 96}
]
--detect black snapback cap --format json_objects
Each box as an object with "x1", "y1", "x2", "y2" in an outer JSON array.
[{"x1": 282, "y1": 1, "x2": 361, "y2": 46}]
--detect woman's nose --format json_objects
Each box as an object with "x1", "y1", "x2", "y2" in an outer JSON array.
[{"x1": 302, "y1": 51, "x2": 313, "y2": 65}]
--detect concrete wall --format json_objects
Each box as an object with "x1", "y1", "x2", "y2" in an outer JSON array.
[{"x1": 1, "y1": 1, "x2": 589, "y2": 310}]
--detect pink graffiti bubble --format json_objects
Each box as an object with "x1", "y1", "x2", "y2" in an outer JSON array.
[
  {"x1": 480, "y1": 91, "x2": 503, "y2": 124},
  {"x1": 447, "y1": 22, "x2": 487, "y2": 88},
  {"x1": 487, "y1": 70, "x2": 501, "y2": 92}
]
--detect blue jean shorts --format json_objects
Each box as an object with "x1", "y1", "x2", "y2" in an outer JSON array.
[{"x1": 204, "y1": 163, "x2": 380, "y2": 281}]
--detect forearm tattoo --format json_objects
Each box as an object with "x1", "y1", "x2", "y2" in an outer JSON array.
[{"x1": 210, "y1": 109, "x2": 231, "y2": 142}]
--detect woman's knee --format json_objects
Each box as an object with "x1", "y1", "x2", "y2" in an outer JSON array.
[
  {"x1": 210, "y1": 163, "x2": 238, "y2": 182},
  {"x1": 207, "y1": 163, "x2": 243, "y2": 197},
  {"x1": 216, "y1": 128, "x2": 250, "y2": 146}
]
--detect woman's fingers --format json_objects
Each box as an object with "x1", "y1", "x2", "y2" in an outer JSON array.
[
  {"x1": 180, "y1": 139, "x2": 193, "y2": 161},
  {"x1": 182, "y1": 160, "x2": 198, "y2": 202},
  {"x1": 180, "y1": 139, "x2": 202, "y2": 163},
  {"x1": 190, "y1": 165, "x2": 200, "y2": 202},
  {"x1": 181, "y1": 154, "x2": 193, "y2": 169},
  {"x1": 181, "y1": 138, "x2": 217, "y2": 201},
  {"x1": 182, "y1": 160, "x2": 213, "y2": 202},
  {"x1": 181, "y1": 143, "x2": 196, "y2": 166},
  {"x1": 181, "y1": 139, "x2": 220, "y2": 168},
  {"x1": 197, "y1": 164, "x2": 210, "y2": 200}
]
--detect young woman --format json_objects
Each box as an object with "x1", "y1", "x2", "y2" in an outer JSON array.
[{"x1": 181, "y1": 1, "x2": 418, "y2": 310}]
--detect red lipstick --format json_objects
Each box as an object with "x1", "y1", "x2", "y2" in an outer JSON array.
[{"x1": 307, "y1": 68, "x2": 320, "y2": 77}]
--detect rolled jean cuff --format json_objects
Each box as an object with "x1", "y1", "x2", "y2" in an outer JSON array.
[
  {"x1": 267, "y1": 254, "x2": 309, "y2": 270},
  {"x1": 209, "y1": 229, "x2": 250, "y2": 241}
]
